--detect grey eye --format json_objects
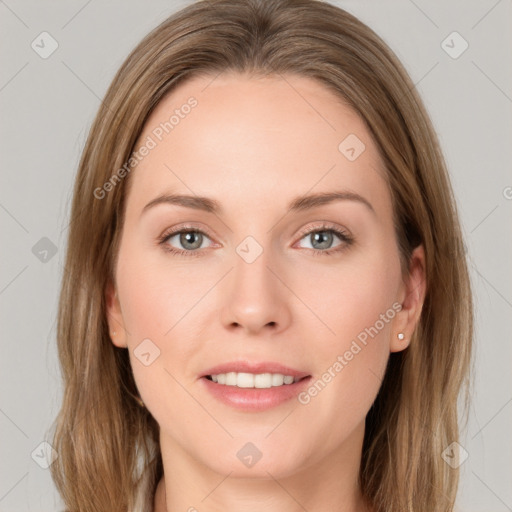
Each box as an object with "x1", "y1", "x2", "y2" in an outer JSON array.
[
  {"x1": 309, "y1": 231, "x2": 334, "y2": 250},
  {"x1": 298, "y1": 229, "x2": 343, "y2": 251},
  {"x1": 163, "y1": 230, "x2": 210, "y2": 251},
  {"x1": 178, "y1": 231, "x2": 204, "y2": 250}
]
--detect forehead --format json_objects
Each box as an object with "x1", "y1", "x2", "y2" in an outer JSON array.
[{"x1": 125, "y1": 72, "x2": 391, "y2": 220}]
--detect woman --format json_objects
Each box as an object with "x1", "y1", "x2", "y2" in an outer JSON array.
[{"x1": 50, "y1": 0, "x2": 473, "y2": 511}]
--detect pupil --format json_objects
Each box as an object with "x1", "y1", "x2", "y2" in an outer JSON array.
[
  {"x1": 313, "y1": 231, "x2": 332, "y2": 249},
  {"x1": 181, "y1": 231, "x2": 202, "y2": 250}
]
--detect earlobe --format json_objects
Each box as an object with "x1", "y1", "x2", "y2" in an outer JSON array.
[
  {"x1": 390, "y1": 244, "x2": 427, "y2": 353},
  {"x1": 391, "y1": 331, "x2": 408, "y2": 352},
  {"x1": 105, "y1": 279, "x2": 128, "y2": 348}
]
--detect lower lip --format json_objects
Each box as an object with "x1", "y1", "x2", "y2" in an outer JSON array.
[{"x1": 200, "y1": 376, "x2": 312, "y2": 411}]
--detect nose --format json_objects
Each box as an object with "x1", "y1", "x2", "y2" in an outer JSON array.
[{"x1": 220, "y1": 245, "x2": 292, "y2": 336}]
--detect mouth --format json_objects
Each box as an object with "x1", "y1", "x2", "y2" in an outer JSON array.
[{"x1": 199, "y1": 361, "x2": 312, "y2": 411}]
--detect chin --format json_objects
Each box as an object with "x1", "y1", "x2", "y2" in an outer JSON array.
[{"x1": 196, "y1": 438, "x2": 312, "y2": 479}]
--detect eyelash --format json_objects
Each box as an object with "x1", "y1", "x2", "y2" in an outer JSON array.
[{"x1": 157, "y1": 222, "x2": 354, "y2": 258}]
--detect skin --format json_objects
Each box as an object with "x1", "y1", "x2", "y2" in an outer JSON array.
[{"x1": 105, "y1": 72, "x2": 426, "y2": 512}]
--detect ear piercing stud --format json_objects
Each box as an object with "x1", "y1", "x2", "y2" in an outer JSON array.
[{"x1": 397, "y1": 332, "x2": 405, "y2": 340}]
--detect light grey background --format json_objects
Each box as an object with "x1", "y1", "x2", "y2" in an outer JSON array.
[{"x1": 1, "y1": 0, "x2": 511, "y2": 510}]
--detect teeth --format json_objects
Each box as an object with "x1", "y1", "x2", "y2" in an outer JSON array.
[
  {"x1": 271, "y1": 373, "x2": 284, "y2": 386},
  {"x1": 208, "y1": 372, "x2": 300, "y2": 388},
  {"x1": 226, "y1": 372, "x2": 237, "y2": 386}
]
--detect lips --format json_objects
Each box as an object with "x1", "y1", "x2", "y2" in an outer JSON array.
[{"x1": 199, "y1": 360, "x2": 312, "y2": 410}]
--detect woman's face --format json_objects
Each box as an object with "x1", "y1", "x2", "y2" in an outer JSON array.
[{"x1": 106, "y1": 72, "x2": 425, "y2": 478}]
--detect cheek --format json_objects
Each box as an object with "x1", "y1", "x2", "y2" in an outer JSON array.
[
  {"x1": 116, "y1": 248, "x2": 211, "y2": 409},
  {"x1": 290, "y1": 245, "x2": 401, "y2": 350},
  {"x1": 117, "y1": 238, "x2": 218, "y2": 341},
  {"x1": 292, "y1": 247, "x2": 400, "y2": 411}
]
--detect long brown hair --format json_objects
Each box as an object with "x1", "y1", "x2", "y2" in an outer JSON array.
[{"x1": 50, "y1": 1, "x2": 473, "y2": 510}]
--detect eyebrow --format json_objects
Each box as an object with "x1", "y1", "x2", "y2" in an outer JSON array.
[{"x1": 141, "y1": 190, "x2": 375, "y2": 217}]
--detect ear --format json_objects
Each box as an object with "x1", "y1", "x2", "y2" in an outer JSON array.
[
  {"x1": 391, "y1": 244, "x2": 427, "y2": 353},
  {"x1": 105, "y1": 279, "x2": 128, "y2": 348}
]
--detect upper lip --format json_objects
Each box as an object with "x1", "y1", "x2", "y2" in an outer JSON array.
[{"x1": 201, "y1": 361, "x2": 310, "y2": 379}]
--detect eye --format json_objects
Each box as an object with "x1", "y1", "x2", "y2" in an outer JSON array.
[
  {"x1": 295, "y1": 223, "x2": 353, "y2": 256},
  {"x1": 158, "y1": 226, "x2": 215, "y2": 257}
]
